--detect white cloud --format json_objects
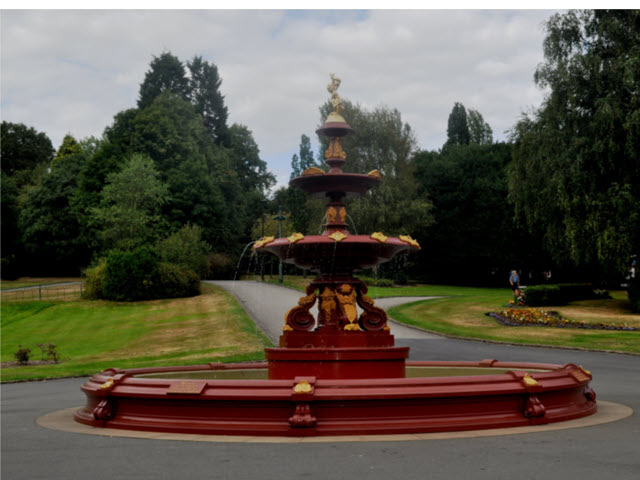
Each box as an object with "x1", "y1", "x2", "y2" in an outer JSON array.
[{"x1": 1, "y1": 9, "x2": 555, "y2": 190}]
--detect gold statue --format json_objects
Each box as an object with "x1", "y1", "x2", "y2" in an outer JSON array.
[{"x1": 326, "y1": 73, "x2": 346, "y2": 123}]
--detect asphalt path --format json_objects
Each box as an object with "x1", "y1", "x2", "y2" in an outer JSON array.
[{"x1": 2, "y1": 281, "x2": 639, "y2": 480}]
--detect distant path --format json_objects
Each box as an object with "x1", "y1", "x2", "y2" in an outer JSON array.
[{"x1": 207, "y1": 280, "x2": 440, "y2": 343}]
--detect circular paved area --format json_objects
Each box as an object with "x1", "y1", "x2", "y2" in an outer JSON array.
[{"x1": 2, "y1": 281, "x2": 639, "y2": 480}]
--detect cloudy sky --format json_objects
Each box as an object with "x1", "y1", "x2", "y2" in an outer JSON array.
[{"x1": 2, "y1": 8, "x2": 557, "y2": 187}]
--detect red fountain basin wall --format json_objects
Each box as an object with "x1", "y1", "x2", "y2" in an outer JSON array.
[
  {"x1": 259, "y1": 235, "x2": 413, "y2": 273},
  {"x1": 74, "y1": 360, "x2": 597, "y2": 437}
]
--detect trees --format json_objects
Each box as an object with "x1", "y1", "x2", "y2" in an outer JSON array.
[
  {"x1": 467, "y1": 109, "x2": 493, "y2": 145},
  {"x1": 445, "y1": 102, "x2": 470, "y2": 147},
  {"x1": 509, "y1": 10, "x2": 640, "y2": 281},
  {"x1": 318, "y1": 100, "x2": 432, "y2": 237},
  {"x1": 92, "y1": 154, "x2": 169, "y2": 251},
  {"x1": 51, "y1": 134, "x2": 82, "y2": 169},
  {"x1": 18, "y1": 152, "x2": 89, "y2": 275},
  {"x1": 444, "y1": 103, "x2": 493, "y2": 148},
  {"x1": 188, "y1": 56, "x2": 229, "y2": 145},
  {"x1": 137, "y1": 52, "x2": 190, "y2": 110},
  {"x1": 0, "y1": 121, "x2": 54, "y2": 177},
  {"x1": 414, "y1": 143, "x2": 545, "y2": 284}
]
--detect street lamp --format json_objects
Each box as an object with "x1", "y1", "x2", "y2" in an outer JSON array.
[{"x1": 273, "y1": 205, "x2": 287, "y2": 284}]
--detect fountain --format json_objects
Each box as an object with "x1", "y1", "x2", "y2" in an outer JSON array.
[{"x1": 74, "y1": 76, "x2": 597, "y2": 437}]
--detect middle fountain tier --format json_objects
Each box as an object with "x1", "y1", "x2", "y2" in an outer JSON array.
[{"x1": 253, "y1": 77, "x2": 421, "y2": 380}]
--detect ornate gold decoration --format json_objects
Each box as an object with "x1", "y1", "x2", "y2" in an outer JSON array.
[
  {"x1": 324, "y1": 137, "x2": 347, "y2": 160},
  {"x1": 336, "y1": 284, "x2": 358, "y2": 326},
  {"x1": 367, "y1": 169, "x2": 382, "y2": 180},
  {"x1": 344, "y1": 324, "x2": 361, "y2": 331},
  {"x1": 283, "y1": 324, "x2": 294, "y2": 332},
  {"x1": 302, "y1": 167, "x2": 324, "y2": 176},
  {"x1": 355, "y1": 284, "x2": 388, "y2": 331},
  {"x1": 325, "y1": 206, "x2": 338, "y2": 223},
  {"x1": 522, "y1": 374, "x2": 539, "y2": 387},
  {"x1": 285, "y1": 285, "x2": 318, "y2": 331},
  {"x1": 399, "y1": 235, "x2": 421, "y2": 249},
  {"x1": 326, "y1": 73, "x2": 345, "y2": 122},
  {"x1": 288, "y1": 232, "x2": 304, "y2": 244},
  {"x1": 579, "y1": 365, "x2": 591, "y2": 376},
  {"x1": 294, "y1": 380, "x2": 313, "y2": 394},
  {"x1": 371, "y1": 232, "x2": 388, "y2": 243},
  {"x1": 100, "y1": 378, "x2": 114, "y2": 390},
  {"x1": 319, "y1": 287, "x2": 338, "y2": 324},
  {"x1": 252, "y1": 236, "x2": 275, "y2": 251},
  {"x1": 339, "y1": 207, "x2": 347, "y2": 223},
  {"x1": 329, "y1": 231, "x2": 348, "y2": 242}
]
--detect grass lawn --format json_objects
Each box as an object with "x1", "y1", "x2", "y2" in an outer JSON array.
[
  {"x1": 388, "y1": 288, "x2": 639, "y2": 354},
  {"x1": 1, "y1": 284, "x2": 272, "y2": 382},
  {"x1": 251, "y1": 275, "x2": 639, "y2": 354}
]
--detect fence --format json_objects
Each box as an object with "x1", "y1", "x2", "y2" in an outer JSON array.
[{"x1": 0, "y1": 282, "x2": 84, "y2": 302}]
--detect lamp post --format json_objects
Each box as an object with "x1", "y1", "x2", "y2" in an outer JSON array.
[{"x1": 273, "y1": 205, "x2": 287, "y2": 284}]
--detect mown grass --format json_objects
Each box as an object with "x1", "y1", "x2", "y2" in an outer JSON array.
[
  {"x1": 1, "y1": 284, "x2": 272, "y2": 382},
  {"x1": 388, "y1": 288, "x2": 639, "y2": 354}
]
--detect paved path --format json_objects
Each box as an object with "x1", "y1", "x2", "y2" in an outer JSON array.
[
  {"x1": 2, "y1": 281, "x2": 639, "y2": 480},
  {"x1": 208, "y1": 280, "x2": 439, "y2": 342}
]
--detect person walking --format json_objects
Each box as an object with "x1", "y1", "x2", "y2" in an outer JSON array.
[{"x1": 509, "y1": 270, "x2": 520, "y2": 292}]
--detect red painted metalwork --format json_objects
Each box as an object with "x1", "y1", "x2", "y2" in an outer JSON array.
[
  {"x1": 74, "y1": 361, "x2": 597, "y2": 436},
  {"x1": 75, "y1": 97, "x2": 597, "y2": 437}
]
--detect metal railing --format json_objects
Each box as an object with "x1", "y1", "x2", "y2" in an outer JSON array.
[{"x1": 0, "y1": 282, "x2": 84, "y2": 302}]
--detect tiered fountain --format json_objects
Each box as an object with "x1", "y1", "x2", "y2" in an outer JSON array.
[{"x1": 75, "y1": 76, "x2": 597, "y2": 437}]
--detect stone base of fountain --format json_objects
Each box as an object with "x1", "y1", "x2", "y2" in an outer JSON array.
[{"x1": 74, "y1": 360, "x2": 597, "y2": 437}]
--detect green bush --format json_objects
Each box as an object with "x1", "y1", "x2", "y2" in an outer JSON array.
[
  {"x1": 156, "y1": 224, "x2": 210, "y2": 278},
  {"x1": 357, "y1": 276, "x2": 395, "y2": 288},
  {"x1": 524, "y1": 285, "x2": 563, "y2": 306},
  {"x1": 524, "y1": 283, "x2": 608, "y2": 306},
  {"x1": 155, "y1": 262, "x2": 201, "y2": 298},
  {"x1": 89, "y1": 247, "x2": 200, "y2": 302},
  {"x1": 207, "y1": 252, "x2": 235, "y2": 279},
  {"x1": 14, "y1": 345, "x2": 31, "y2": 365},
  {"x1": 82, "y1": 259, "x2": 106, "y2": 299},
  {"x1": 102, "y1": 246, "x2": 160, "y2": 301},
  {"x1": 629, "y1": 281, "x2": 640, "y2": 313}
]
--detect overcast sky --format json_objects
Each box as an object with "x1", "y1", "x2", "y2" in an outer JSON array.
[{"x1": 1, "y1": 9, "x2": 556, "y2": 188}]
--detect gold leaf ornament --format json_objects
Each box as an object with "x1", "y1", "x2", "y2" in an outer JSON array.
[
  {"x1": 288, "y1": 233, "x2": 304, "y2": 244},
  {"x1": 399, "y1": 235, "x2": 421, "y2": 249},
  {"x1": 100, "y1": 378, "x2": 114, "y2": 390},
  {"x1": 302, "y1": 167, "x2": 325, "y2": 176},
  {"x1": 294, "y1": 380, "x2": 313, "y2": 394},
  {"x1": 367, "y1": 169, "x2": 382, "y2": 180},
  {"x1": 522, "y1": 374, "x2": 539, "y2": 387},
  {"x1": 371, "y1": 232, "x2": 388, "y2": 243},
  {"x1": 329, "y1": 231, "x2": 348, "y2": 242},
  {"x1": 252, "y1": 236, "x2": 275, "y2": 251}
]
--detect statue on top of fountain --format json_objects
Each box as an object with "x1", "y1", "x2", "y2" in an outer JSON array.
[{"x1": 326, "y1": 73, "x2": 346, "y2": 123}]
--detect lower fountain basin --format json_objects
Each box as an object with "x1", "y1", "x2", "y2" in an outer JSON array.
[{"x1": 74, "y1": 360, "x2": 597, "y2": 437}]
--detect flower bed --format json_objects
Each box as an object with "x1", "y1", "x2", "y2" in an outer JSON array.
[{"x1": 487, "y1": 308, "x2": 638, "y2": 331}]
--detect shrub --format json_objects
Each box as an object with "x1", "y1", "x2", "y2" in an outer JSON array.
[
  {"x1": 155, "y1": 262, "x2": 201, "y2": 298},
  {"x1": 102, "y1": 246, "x2": 160, "y2": 301},
  {"x1": 90, "y1": 247, "x2": 200, "y2": 302},
  {"x1": 36, "y1": 343, "x2": 60, "y2": 363},
  {"x1": 524, "y1": 285, "x2": 562, "y2": 306},
  {"x1": 207, "y1": 252, "x2": 235, "y2": 279},
  {"x1": 524, "y1": 283, "x2": 609, "y2": 306},
  {"x1": 357, "y1": 276, "x2": 395, "y2": 288},
  {"x1": 82, "y1": 259, "x2": 106, "y2": 299},
  {"x1": 156, "y1": 224, "x2": 210, "y2": 278},
  {"x1": 14, "y1": 345, "x2": 31, "y2": 365}
]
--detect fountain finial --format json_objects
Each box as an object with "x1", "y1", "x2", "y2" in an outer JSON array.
[{"x1": 326, "y1": 73, "x2": 346, "y2": 123}]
